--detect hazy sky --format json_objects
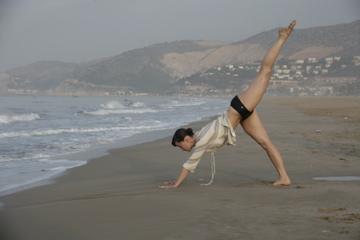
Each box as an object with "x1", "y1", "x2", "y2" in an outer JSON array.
[{"x1": 0, "y1": 0, "x2": 359, "y2": 71}]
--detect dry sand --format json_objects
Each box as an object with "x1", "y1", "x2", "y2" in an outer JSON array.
[{"x1": 0, "y1": 96, "x2": 359, "y2": 240}]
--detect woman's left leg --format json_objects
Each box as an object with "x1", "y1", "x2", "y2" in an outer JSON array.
[{"x1": 240, "y1": 110, "x2": 291, "y2": 186}]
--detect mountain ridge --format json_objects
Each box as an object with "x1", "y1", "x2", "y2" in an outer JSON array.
[{"x1": 1, "y1": 20, "x2": 359, "y2": 95}]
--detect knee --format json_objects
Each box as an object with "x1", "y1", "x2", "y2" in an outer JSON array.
[{"x1": 257, "y1": 138, "x2": 272, "y2": 150}]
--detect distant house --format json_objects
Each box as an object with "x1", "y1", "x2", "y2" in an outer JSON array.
[
  {"x1": 306, "y1": 66, "x2": 312, "y2": 73},
  {"x1": 325, "y1": 57, "x2": 334, "y2": 64},
  {"x1": 353, "y1": 56, "x2": 360, "y2": 66},
  {"x1": 283, "y1": 69, "x2": 290, "y2": 74},
  {"x1": 226, "y1": 65, "x2": 234, "y2": 70},
  {"x1": 308, "y1": 57, "x2": 318, "y2": 63}
]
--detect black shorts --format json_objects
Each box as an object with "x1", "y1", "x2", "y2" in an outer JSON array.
[{"x1": 230, "y1": 95, "x2": 253, "y2": 121}]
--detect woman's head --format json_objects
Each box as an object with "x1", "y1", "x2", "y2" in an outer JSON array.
[{"x1": 171, "y1": 128, "x2": 195, "y2": 152}]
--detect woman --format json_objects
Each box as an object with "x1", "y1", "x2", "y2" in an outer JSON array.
[{"x1": 160, "y1": 20, "x2": 296, "y2": 189}]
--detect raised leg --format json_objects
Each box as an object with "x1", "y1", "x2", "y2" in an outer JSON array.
[
  {"x1": 240, "y1": 110, "x2": 291, "y2": 186},
  {"x1": 239, "y1": 20, "x2": 296, "y2": 112}
]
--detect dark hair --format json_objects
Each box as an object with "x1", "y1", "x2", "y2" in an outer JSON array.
[{"x1": 171, "y1": 128, "x2": 194, "y2": 146}]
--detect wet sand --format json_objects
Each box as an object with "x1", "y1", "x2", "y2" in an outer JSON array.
[{"x1": 0, "y1": 96, "x2": 359, "y2": 240}]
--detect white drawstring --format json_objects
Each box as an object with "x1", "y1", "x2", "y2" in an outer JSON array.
[{"x1": 200, "y1": 152, "x2": 216, "y2": 186}]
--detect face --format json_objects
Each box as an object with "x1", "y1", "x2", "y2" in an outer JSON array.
[{"x1": 175, "y1": 136, "x2": 195, "y2": 152}]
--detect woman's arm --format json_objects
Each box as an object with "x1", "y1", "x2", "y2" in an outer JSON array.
[{"x1": 159, "y1": 167, "x2": 190, "y2": 189}]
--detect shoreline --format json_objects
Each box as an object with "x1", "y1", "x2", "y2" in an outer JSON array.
[
  {"x1": 0, "y1": 112, "x2": 215, "y2": 198},
  {"x1": 1, "y1": 96, "x2": 359, "y2": 197},
  {"x1": 1, "y1": 96, "x2": 359, "y2": 239}
]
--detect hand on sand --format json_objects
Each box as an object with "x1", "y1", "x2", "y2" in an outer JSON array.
[
  {"x1": 159, "y1": 180, "x2": 178, "y2": 189},
  {"x1": 278, "y1": 20, "x2": 296, "y2": 40}
]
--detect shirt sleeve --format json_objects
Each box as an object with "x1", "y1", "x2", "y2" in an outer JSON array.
[{"x1": 182, "y1": 148, "x2": 206, "y2": 173}]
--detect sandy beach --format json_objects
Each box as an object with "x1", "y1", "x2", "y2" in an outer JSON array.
[{"x1": 0, "y1": 96, "x2": 359, "y2": 240}]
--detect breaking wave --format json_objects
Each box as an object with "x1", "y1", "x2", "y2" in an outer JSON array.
[
  {"x1": 0, "y1": 123, "x2": 166, "y2": 139},
  {"x1": 0, "y1": 113, "x2": 40, "y2": 124},
  {"x1": 82, "y1": 100, "x2": 156, "y2": 116},
  {"x1": 161, "y1": 99, "x2": 206, "y2": 108}
]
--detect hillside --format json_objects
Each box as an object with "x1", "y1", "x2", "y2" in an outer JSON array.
[
  {"x1": 4, "y1": 61, "x2": 76, "y2": 90},
  {"x1": 1, "y1": 20, "x2": 359, "y2": 95},
  {"x1": 238, "y1": 20, "x2": 360, "y2": 59}
]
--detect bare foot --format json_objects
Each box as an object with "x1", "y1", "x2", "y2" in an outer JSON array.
[
  {"x1": 273, "y1": 176, "x2": 291, "y2": 186},
  {"x1": 278, "y1": 20, "x2": 296, "y2": 41}
]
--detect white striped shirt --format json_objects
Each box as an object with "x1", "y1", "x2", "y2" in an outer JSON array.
[{"x1": 182, "y1": 110, "x2": 236, "y2": 173}]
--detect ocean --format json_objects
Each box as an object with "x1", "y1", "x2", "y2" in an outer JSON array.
[{"x1": 0, "y1": 95, "x2": 229, "y2": 196}]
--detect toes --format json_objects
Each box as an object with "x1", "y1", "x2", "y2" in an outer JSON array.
[
  {"x1": 278, "y1": 20, "x2": 297, "y2": 39},
  {"x1": 289, "y1": 20, "x2": 296, "y2": 28},
  {"x1": 287, "y1": 20, "x2": 296, "y2": 32},
  {"x1": 273, "y1": 182, "x2": 291, "y2": 187},
  {"x1": 273, "y1": 178, "x2": 291, "y2": 186}
]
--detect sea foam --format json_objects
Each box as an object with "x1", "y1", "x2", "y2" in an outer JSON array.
[
  {"x1": 83, "y1": 100, "x2": 156, "y2": 116},
  {"x1": 161, "y1": 99, "x2": 206, "y2": 108},
  {"x1": 0, "y1": 123, "x2": 167, "y2": 139},
  {"x1": 0, "y1": 113, "x2": 40, "y2": 124}
]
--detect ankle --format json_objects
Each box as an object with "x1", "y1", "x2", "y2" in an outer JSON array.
[{"x1": 279, "y1": 172, "x2": 290, "y2": 180}]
